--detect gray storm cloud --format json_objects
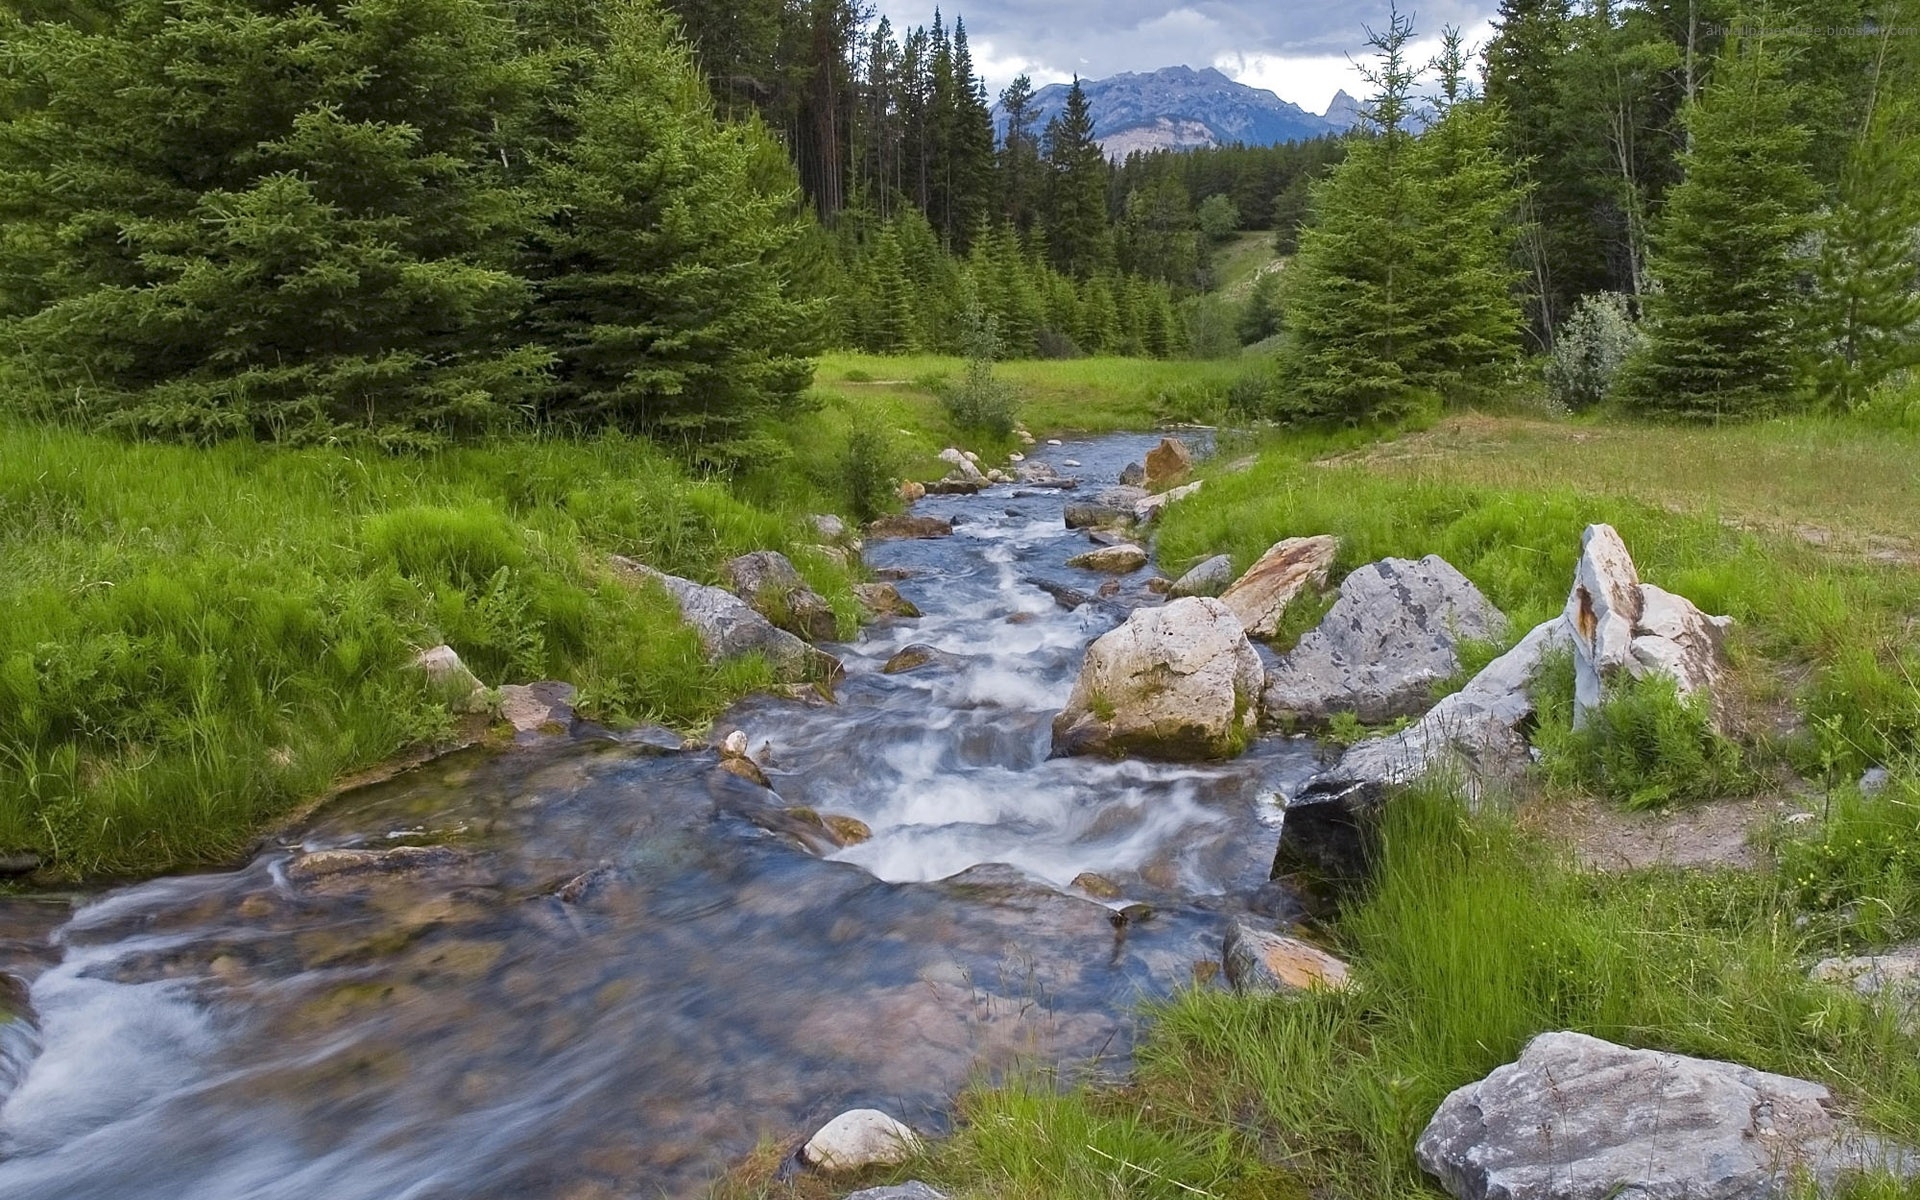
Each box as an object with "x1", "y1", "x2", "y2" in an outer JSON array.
[{"x1": 870, "y1": 1, "x2": 1501, "y2": 88}]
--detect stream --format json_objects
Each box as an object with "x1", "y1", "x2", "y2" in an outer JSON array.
[{"x1": 0, "y1": 433, "x2": 1320, "y2": 1199}]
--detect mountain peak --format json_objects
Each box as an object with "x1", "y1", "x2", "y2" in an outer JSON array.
[{"x1": 995, "y1": 66, "x2": 1338, "y2": 158}]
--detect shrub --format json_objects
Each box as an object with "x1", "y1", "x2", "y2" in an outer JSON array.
[
  {"x1": 837, "y1": 422, "x2": 902, "y2": 523},
  {"x1": 940, "y1": 307, "x2": 1019, "y2": 437},
  {"x1": 1535, "y1": 651, "x2": 1753, "y2": 810},
  {"x1": 1545, "y1": 291, "x2": 1643, "y2": 412}
]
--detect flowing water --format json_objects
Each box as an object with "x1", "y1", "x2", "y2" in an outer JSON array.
[{"x1": 0, "y1": 433, "x2": 1319, "y2": 1199}]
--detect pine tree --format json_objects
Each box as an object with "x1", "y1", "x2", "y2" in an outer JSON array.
[
  {"x1": 0, "y1": 0, "x2": 546, "y2": 444},
  {"x1": 1276, "y1": 7, "x2": 1428, "y2": 423},
  {"x1": 998, "y1": 74, "x2": 1044, "y2": 233},
  {"x1": 1621, "y1": 24, "x2": 1820, "y2": 419},
  {"x1": 525, "y1": 0, "x2": 819, "y2": 460},
  {"x1": 1804, "y1": 13, "x2": 1920, "y2": 410},
  {"x1": 1042, "y1": 79, "x2": 1114, "y2": 278},
  {"x1": 1407, "y1": 28, "x2": 1528, "y2": 398}
]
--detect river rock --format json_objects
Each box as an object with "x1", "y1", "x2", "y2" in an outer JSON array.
[
  {"x1": 853, "y1": 582, "x2": 921, "y2": 619},
  {"x1": 846, "y1": 1185, "x2": 947, "y2": 1200},
  {"x1": 0, "y1": 852, "x2": 42, "y2": 878},
  {"x1": 808, "y1": 514, "x2": 849, "y2": 542},
  {"x1": 938, "y1": 448, "x2": 987, "y2": 484},
  {"x1": 1133, "y1": 480, "x2": 1202, "y2": 524},
  {"x1": 866, "y1": 514, "x2": 952, "y2": 541},
  {"x1": 411, "y1": 645, "x2": 488, "y2": 711},
  {"x1": 1416, "y1": 1031, "x2": 1915, "y2": 1200},
  {"x1": 286, "y1": 845, "x2": 468, "y2": 884},
  {"x1": 1171, "y1": 554, "x2": 1235, "y2": 598},
  {"x1": 1052, "y1": 597, "x2": 1262, "y2": 760},
  {"x1": 1144, "y1": 436, "x2": 1194, "y2": 488},
  {"x1": 1566, "y1": 524, "x2": 1731, "y2": 729},
  {"x1": 896, "y1": 480, "x2": 926, "y2": 502},
  {"x1": 1264, "y1": 557, "x2": 1505, "y2": 725},
  {"x1": 612, "y1": 557, "x2": 841, "y2": 684},
  {"x1": 1222, "y1": 921, "x2": 1352, "y2": 995},
  {"x1": 1812, "y1": 942, "x2": 1920, "y2": 1029},
  {"x1": 1067, "y1": 544, "x2": 1148, "y2": 574},
  {"x1": 1276, "y1": 616, "x2": 1573, "y2": 884},
  {"x1": 1219, "y1": 535, "x2": 1339, "y2": 639},
  {"x1": 721, "y1": 551, "x2": 839, "y2": 643},
  {"x1": 499, "y1": 681, "x2": 576, "y2": 734},
  {"x1": 799, "y1": 1108, "x2": 922, "y2": 1173},
  {"x1": 1064, "y1": 501, "x2": 1133, "y2": 530},
  {"x1": 883, "y1": 644, "x2": 969, "y2": 675},
  {"x1": 1119, "y1": 461, "x2": 1146, "y2": 486}
]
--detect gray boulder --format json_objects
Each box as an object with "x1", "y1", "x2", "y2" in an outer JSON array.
[
  {"x1": 1052, "y1": 597, "x2": 1262, "y2": 760},
  {"x1": 808, "y1": 513, "x2": 848, "y2": 542},
  {"x1": 1264, "y1": 556, "x2": 1505, "y2": 725},
  {"x1": 721, "y1": 550, "x2": 839, "y2": 643},
  {"x1": 1417, "y1": 1031, "x2": 1915, "y2": 1200},
  {"x1": 499, "y1": 681, "x2": 576, "y2": 734},
  {"x1": 612, "y1": 557, "x2": 841, "y2": 684},
  {"x1": 1064, "y1": 501, "x2": 1133, "y2": 530},
  {"x1": 846, "y1": 1185, "x2": 948, "y2": 1200},
  {"x1": 1276, "y1": 616, "x2": 1571, "y2": 884},
  {"x1": 1119, "y1": 461, "x2": 1147, "y2": 486},
  {"x1": 1170, "y1": 554, "x2": 1235, "y2": 598},
  {"x1": 1812, "y1": 942, "x2": 1920, "y2": 1031}
]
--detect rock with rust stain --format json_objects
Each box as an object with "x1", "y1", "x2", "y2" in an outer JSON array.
[
  {"x1": 1219, "y1": 535, "x2": 1339, "y2": 639},
  {"x1": 1222, "y1": 921, "x2": 1352, "y2": 994},
  {"x1": 1144, "y1": 436, "x2": 1195, "y2": 488}
]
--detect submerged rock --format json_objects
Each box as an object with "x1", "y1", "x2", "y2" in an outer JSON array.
[
  {"x1": 883, "y1": 644, "x2": 970, "y2": 675},
  {"x1": 1264, "y1": 556, "x2": 1504, "y2": 725},
  {"x1": 1052, "y1": 597, "x2": 1262, "y2": 760},
  {"x1": 1221, "y1": 921, "x2": 1352, "y2": 995},
  {"x1": 722, "y1": 551, "x2": 839, "y2": 643},
  {"x1": 286, "y1": 845, "x2": 468, "y2": 884},
  {"x1": 613, "y1": 557, "x2": 841, "y2": 685},
  {"x1": 854, "y1": 582, "x2": 921, "y2": 619},
  {"x1": 1219, "y1": 535, "x2": 1339, "y2": 639},
  {"x1": 1066, "y1": 543, "x2": 1148, "y2": 574},
  {"x1": 866, "y1": 514, "x2": 953, "y2": 541},
  {"x1": 1144, "y1": 436, "x2": 1195, "y2": 488},
  {"x1": 799, "y1": 1108, "x2": 921, "y2": 1173},
  {"x1": 1417, "y1": 1031, "x2": 1915, "y2": 1200},
  {"x1": 1170, "y1": 554, "x2": 1235, "y2": 599}
]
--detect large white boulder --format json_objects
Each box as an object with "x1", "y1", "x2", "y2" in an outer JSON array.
[
  {"x1": 1052, "y1": 597, "x2": 1263, "y2": 760},
  {"x1": 1417, "y1": 1031, "x2": 1914, "y2": 1200},
  {"x1": 1565, "y1": 524, "x2": 1730, "y2": 728},
  {"x1": 1219, "y1": 535, "x2": 1339, "y2": 639},
  {"x1": 1264, "y1": 556, "x2": 1505, "y2": 725}
]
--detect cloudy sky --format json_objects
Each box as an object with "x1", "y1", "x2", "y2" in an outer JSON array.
[{"x1": 872, "y1": 1, "x2": 1501, "y2": 115}]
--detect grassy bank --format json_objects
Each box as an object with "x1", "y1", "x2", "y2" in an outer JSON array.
[
  {"x1": 0, "y1": 421, "x2": 869, "y2": 879},
  {"x1": 2, "y1": 352, "x2": 1257, "y2": 881}
]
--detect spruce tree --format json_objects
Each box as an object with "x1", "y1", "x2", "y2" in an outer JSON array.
[
  {"x1": 1407, "y1": 28, "x2": 1528, "y2": 399},
  {"x1": 1621, "y1": 25, "x2": 1819, "y2": 419},
  {"x1": 1804, "y1": 15, "x2": 1920, "y2": 410},
  {"x1": 0, "y1": 0, "x2": 545, "y2": 443},
  {"x1": 1042, "y1": 80, "x2": 1114, "y2": 278},
  {"x1": 1275, "y1": 7, "x2": 1427, "y2": 423},
  {"x1": 524, "y1": 0, "x2": 818, "y2": 460}
]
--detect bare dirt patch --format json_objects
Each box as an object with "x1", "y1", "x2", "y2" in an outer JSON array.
[{"x1": 1522, "y1": 792, "x2": 1804, "y2": 873}]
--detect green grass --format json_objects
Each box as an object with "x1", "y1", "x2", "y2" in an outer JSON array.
[
  {"x1": 0, "y1": 420, "x2": 865, "y2": 879},
  {"x1": 1208, "y1": 230, "x2": 1285, "y2": 300},
  {"x1": 809, "y1": 352, "x2": 1273, "y2": 447}
]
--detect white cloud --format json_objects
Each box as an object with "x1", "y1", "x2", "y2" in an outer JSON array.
[{"x1": 1222, "y1": 19, "x2": 1500, "y2": 114}]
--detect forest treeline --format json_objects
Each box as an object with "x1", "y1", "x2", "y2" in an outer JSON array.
[{"x1": 4, "y1": 0, "x2": 1918, "y2": 455}]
